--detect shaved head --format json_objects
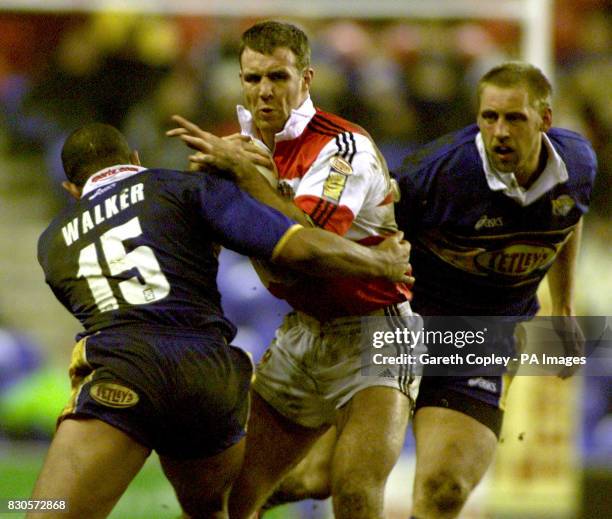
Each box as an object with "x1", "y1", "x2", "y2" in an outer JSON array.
[{"x1": 61, "y1": 123, "x2": 132, "y2": 186}]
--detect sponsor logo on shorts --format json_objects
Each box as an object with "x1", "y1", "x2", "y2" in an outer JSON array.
[
  {"x1": 467, "y1": 377, "x2": 497, "y2": 393},
  {"x1": 90, "y1": 382, "x2": 139, "y2": 408},
  {"x1": 551, "y1": 195, "x2": 575, "y2": 216}
]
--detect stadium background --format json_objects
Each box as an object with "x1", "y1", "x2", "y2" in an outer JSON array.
[{"x1": 0, "y1": 0, "x2": 609, "y2": 517}]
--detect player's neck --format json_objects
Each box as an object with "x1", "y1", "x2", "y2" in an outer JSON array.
[
  {"x1": 257, "y1": 128, "x2": 275, "y2": 151},
  {"x1": 516, "y1": 137, "x2": 548, "y2": 189}
]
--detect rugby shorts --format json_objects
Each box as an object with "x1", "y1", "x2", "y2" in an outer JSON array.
[
  {"x1": 415, "y1": 322, "x2": 526, "y2": 437},
  {"x1": 252, "y1": 300, "x2": 421, "y2": 428},
  {"x1": 59, "y1": 326, "x2": 253, "y2": 459}
]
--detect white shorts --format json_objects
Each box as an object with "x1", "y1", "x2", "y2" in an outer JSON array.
[{"x1": 252, "y1": 301, "x2": 422, "y2": 428}]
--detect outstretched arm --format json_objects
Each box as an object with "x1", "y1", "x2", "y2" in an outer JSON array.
[
  {"x1": 274, "y1": 227, "x2": 413, "y2": 284},
  {"x1": 194, "y1": 173, "x2": 413, "y2": 285},
  {"x1": 167, "y1": 115, "x2": 312, "y2": 226},
  {"x1": 547, "y1": 218, "x2": 585, "y2": 378},
  {"x1": 548, "y1": 218, "x2": 582, "y2": 316}
]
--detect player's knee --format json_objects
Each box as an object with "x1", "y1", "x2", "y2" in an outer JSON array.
[
  {"x1": 290, "y1": 458, "x2": 331, "y2": 499},
  {"x1": 272, "y1": 442, "x2": 332, "y2": 501},
  {"x1": 270, "y1": 467, "x2": 331, "y2": 504},
  {"x1": 417, "y1": 471, "x2": 471, "y2": 516},
  {"x1": 332, "y1": 483, "x2": 380, "y2": 518},
  {"x1": 331, "y1": 474, "x2": 382, "y2": 517},
  {"x1": 264, "y1": 476, "x2": 330, "y2": 509},
  {"x1": 303, "y1": 470, "x2": 331, "y2": 499}
]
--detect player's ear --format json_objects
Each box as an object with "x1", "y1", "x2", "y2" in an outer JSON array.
[
  {"x1": 302, "y1": 67, "x2": 314, "y2": 90},
  {"x1": 130, "y1": 150, "x2": 141, "y2": 166},
  {"x1": 62, "y1": 181, "x2": 82, "y2": 200},
  {"x1": 540, "y1": 107, "x2": 552, "y2": 132}
]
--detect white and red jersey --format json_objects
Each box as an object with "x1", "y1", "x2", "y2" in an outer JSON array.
[{"x1": 237, "y1": 97, "x2": 411, "y2": 320}]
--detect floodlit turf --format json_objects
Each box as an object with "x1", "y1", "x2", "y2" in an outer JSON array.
[
  {"x1": 0, "y1": 441, "x2": 313, "y2": 518},
  {"x1": 0, "y1": 441, "x2": 180, "y2": 518}
]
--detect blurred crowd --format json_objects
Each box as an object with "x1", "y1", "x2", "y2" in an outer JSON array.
[{"x1": 0, "y1": 0, "x2": 610, "y2": 217}]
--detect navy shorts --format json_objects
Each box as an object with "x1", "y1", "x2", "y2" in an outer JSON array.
[
  {"x1": 414, "y1": 318, "x2": 525, "y2": 437},
  {"x1": 415, "y1": 375, "x2": 512, "y2": 437},
  {"x1": 60, "y1": 326, "x2": 253, "y2": 459}
]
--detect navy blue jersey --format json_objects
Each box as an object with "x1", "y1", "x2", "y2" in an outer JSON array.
[
  {"x1": 394, "y1": 124, "x2": 596, "y2": 316},
  {"x1": 38, "y1": 168, "x2": 296, "y2": 340}
]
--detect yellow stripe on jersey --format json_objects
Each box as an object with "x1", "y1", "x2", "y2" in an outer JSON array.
[{"x1": 271, "y1": 224, "x2": 304, "y2": 262}]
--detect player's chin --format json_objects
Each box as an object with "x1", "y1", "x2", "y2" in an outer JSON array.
[
  {"x1": 492, "y1": 159, "x2": 516, "y2": 173},
  {"x1": 257, "y1": 118, "x2": 281, "y2": 131}
]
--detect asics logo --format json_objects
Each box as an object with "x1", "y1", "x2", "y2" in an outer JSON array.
[
  {"x1": 475, "y1": 215, "x2": 503, "y2": 230},
  {"x1": 467, "y1": 377, "x2": 497, "y2": 393}
]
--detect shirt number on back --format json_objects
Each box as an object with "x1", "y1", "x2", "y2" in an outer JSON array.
[{"x1": 77, "y1": 217, "x2": 170, "y2": 312}]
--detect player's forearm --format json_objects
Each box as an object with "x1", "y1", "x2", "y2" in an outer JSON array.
[
  {"x1": 547, "y1": 218, "x2": 582, "y2": 315},
  {"x1": 234, "y1": 159, "x2": 313, "y2": 227},
  {"x1": 273, "y1": 227, "x2": 404, "y2": 281}
]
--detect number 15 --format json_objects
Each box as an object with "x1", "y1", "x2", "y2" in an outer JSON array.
[{"x1": 77, "y1": 217, "x2": 170, "y2": 312}]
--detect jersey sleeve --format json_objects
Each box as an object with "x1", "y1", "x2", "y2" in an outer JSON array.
[
  {"x1": 293, "y1": 134, "x2": 385, "y2": 236},
  {"x1": 195, "y1": 175, "x2": 297, "y2": 259},
  {"x1": 393, "y1": 170, "x2": 426, "y2": 240}
]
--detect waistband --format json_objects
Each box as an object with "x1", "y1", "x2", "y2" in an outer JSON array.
[
  {"x1": 290, "y1": 300, "x2": 414, "y2": 334},
  {"x1": 80, "y1": 324, "x2": 229, "y2": 343}
]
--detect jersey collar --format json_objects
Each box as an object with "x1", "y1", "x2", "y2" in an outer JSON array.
[
  {"x1": 476, "y1": 132, "x2": 568, "y2": 206},
  {"x1": 236, "y1": 96, "x2": 316, "y2": 151},
  {"x1": 81, "y1": 165, "x2": 147, "y2": 197}
]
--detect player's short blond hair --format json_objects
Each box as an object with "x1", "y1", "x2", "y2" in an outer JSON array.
[{"x1": 477, "y1": 62, "x2": 553, "y2": 113}]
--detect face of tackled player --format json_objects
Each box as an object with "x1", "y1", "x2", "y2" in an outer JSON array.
[
  {"x1": 240, "y1": 46, "x2": 313, "y2": 148},
  {"x1": 477, "y1": 83, "x2": 552, "y2": 180}
]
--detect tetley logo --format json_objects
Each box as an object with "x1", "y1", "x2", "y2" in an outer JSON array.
[
  {"x1": 90, "y1": 382, "x2": 139, "y2": 408},
  {"x1": 475, "y1": 215, "x2": 504, "y2": 230},
  {"x1": 475, "y1": 243, "x2": 556, "y2": 276}
]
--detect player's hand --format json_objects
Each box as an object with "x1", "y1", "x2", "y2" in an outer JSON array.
[
  {"x1": 167, "y1": 115, "x2": 262, "y2": 177},
  {"x1": 551, "y1": 315, "x2": 586, "y2": 379},
  {"x1": 222, "y1": 133, "x2": 276, "y2": 171},
  {"x1": 166, "y1": 115, "x2": 240, "y2": 173},
  {"x1": 375, "y1": 232, "x2": 414, "y2": 284}
]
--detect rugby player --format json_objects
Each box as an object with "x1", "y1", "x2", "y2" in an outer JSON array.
[
  {"x1": 169, "y1": 20, "x2": 420, "y2": 519},
  {"x1": 29, "y1": 123, "x2": 412, "y2": 519},
  {"x1": 229, "y1": 61, "x2": 598, "y2": 519}
]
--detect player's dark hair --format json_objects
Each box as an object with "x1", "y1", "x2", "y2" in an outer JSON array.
[
  {"x1": 239, "y1": 20, "x2": 311, "y2": 71},
  {"x1": 61, "y1": 123, "x2": 132, "y2": 186},
  {"x1": 477, "y1": 62, "x2": 553, "y2": 112}
]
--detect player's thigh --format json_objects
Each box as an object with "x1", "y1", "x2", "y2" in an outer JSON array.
[
  {"x1": 413, "y1": 406, "x2": 498, "y2": 496},
  {"x1": 333, "y1": 386, "x2": 410, "y2": 482},
  {"x1": 159, "y1": 437, "x2": 245, "y2": 514},
  {"x1": 241, "y1": 391, "x2": 327, "y2": 478},
  {"x1": 296, "y1": 425, "x2": 337, "y2": 477},
  {"x1": 286, "y1": 425, "x2": 337, "y2": 495},
  {"x1": 228, "y1": 392, "x2": 327, "y2": 517},
  {"x1": 28, "y1": 417, "x2": 150, "y2": 519}
]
